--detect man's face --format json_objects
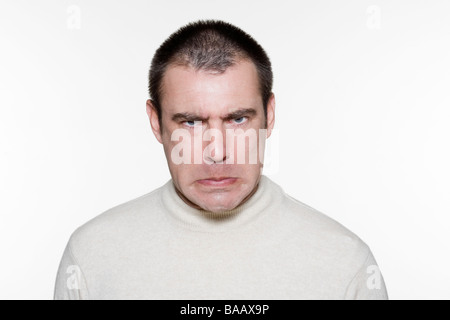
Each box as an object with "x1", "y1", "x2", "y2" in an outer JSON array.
[{"x1": 147, "y1": 59, "x2": 275, "y2": 213}]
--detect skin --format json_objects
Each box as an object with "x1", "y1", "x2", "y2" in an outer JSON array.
[{"x1": 146, "y1": 59, "x2": 275, "y2": 213}]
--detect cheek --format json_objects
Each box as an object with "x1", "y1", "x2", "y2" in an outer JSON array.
[{"x1": 230, "y1": 129, "x2": 266, "y2": 165}]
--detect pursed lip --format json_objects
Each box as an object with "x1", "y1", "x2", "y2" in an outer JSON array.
[
  {"x1": 201, "y1": 177, "x2": 233, "y2": 181},
  {"x1": 196, "y1": 177, "x2": 237, "y2": 187}
]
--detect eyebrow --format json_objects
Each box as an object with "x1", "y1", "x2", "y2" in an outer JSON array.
[{"x1": 171, "y1": 108, "x2": 257, "y2": 122}]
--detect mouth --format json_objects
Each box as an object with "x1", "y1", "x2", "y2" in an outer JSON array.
[{"x1": 196, "y1": 177, "x2": 238, "y2": 187}]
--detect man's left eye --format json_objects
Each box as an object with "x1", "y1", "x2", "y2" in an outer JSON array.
[{"x1": 233, "y1": 117, "x2": 248, "y2": 124}]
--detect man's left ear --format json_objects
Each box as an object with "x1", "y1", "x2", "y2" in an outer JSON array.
[{"x1": 266, "y1": 93, "x2": 275, "y2": 138}]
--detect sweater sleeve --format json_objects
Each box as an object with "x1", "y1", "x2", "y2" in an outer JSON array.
[
  {"x1": 344, "y1": 248, "x2": 388, "y2": 300},
  {"x1": 54, "y1": 237, "x2": 89, "y2": 300}
]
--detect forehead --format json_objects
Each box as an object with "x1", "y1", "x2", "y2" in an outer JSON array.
[{"x1": 160, "y1": 59, "x2": 262, "y2": 116}]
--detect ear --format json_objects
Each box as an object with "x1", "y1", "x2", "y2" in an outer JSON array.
[
  {"x1": 146, "y1": 99, "x2": 163, "y2": 144},
  {"x1": 265, "y1": 93, "x2": 275, "y2": 138}
]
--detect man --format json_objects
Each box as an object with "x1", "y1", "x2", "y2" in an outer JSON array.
[{"x1": 54, "y1": 20, "x2": 388, "y2": 300}]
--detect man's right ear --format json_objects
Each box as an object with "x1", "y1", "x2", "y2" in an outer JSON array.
[{"x1": 146, "y1": 99, "x2": 163, "y2": 144}]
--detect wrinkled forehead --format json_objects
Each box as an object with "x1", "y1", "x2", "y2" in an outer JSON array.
[{"x1": 160, "y1": 60, "x2": 263, "y2": 117}]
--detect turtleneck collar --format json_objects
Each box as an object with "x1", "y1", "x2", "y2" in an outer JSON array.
[{"x1": 160, "y1": 175, "x2": 283, "y2": 232}]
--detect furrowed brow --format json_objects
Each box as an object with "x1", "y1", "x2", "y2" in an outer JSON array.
[
  {"x1": 221, "y1": 108, "x2": 257, "y2": 121},
  {"x1": 171, "y1": 113, "x2": 209, "y2": 122},
  {"x1": 171, "y1": 108, "x2": 257, "y2": 122}
]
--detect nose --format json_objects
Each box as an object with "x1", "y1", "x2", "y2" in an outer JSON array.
[{"x1": 203, "y1": 127, "x2": 228, "y2": 164}]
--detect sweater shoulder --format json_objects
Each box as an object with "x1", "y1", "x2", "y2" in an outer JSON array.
[
  {"x1": 280, "y1": 191, "x2": 370, "y2": 262},
  {"x1": 69, "y1": 184, "x2": 166, "y2": 254}
]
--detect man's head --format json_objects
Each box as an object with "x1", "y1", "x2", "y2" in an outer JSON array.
[{"x1": 146, "y1": 20, "x2": 275, "y2": 213}]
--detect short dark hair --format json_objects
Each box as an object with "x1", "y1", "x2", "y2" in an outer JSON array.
[{"x1": 148, "y1": 19, "x2": 273, "y2": 130}]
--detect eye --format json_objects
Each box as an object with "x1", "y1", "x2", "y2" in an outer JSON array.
[
  {"x1": 183, "y1": 120, "x2": 202, "y2": 128},
  {"x1": 233, "y1": 117, "x2": 248, "y2": 125}
]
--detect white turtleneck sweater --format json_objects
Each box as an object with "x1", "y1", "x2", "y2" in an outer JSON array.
[{"x1": 54, "y1": 175, "x2": 388, "y2": 300}]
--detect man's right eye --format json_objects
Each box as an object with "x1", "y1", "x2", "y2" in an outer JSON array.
[{"x1": 183, "y1": 120, "x2": 202, "y2": 127}]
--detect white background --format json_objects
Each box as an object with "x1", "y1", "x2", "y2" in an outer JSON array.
[{"x1": 1, "y1": 0, "x2": 449, "y2": 300}]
